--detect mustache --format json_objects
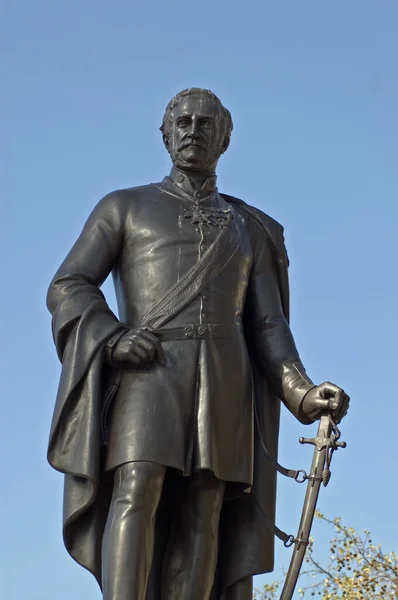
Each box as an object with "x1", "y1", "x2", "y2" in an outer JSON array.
[{"x1": 178, "y1": 138, "x2": 206, "y2": 151}]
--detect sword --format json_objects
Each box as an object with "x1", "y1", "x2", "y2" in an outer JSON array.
[{"x1": 279, "y1": 413, "x2": 346, "y2": 600}]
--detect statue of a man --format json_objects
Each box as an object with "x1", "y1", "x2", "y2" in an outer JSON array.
[{"x1": 47, "y1": 88, "x2": 349, "y2": 600}]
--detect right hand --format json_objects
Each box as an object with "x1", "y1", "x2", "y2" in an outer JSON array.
[{"x1": 112, "y1": 328, "x2": 165, "y2": 367}]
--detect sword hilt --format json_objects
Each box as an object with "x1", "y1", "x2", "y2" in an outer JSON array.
[
  {"x1": 299, "y1": 435, "x2": 346, "y2": 451},
  {"x1": 299, "y1": 417, "x2": 346, "y2": 489}
]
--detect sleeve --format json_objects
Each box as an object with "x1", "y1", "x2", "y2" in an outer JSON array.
[
  {"x1": 46, "y1": 192, "x2": 127, "y2": 360},
  {"x1": 244, "y1": 216, "x2": 315, "y2": 423}
]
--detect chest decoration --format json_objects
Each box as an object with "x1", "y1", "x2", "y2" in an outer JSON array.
[{"x1": 183, "y1": 203, "x2": 235, "y2": 229}]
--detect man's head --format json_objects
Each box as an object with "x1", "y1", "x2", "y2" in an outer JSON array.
[{"x1": 160, "y1": 88, "x2": 233, "y2": 173}]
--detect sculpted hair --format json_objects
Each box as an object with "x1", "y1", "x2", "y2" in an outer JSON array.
[{"x1": 160, "y1": 88, "x2": 233, "y2": 146}]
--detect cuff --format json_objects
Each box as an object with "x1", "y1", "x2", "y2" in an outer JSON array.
[
  {"x1": 281, "y1": 361, "x2": 316, "y2": 424},
  {"x1": 104, "y1": 327, "x2": 129, "y2": 365},
  {"x1": 298, "y1": 387, "x2": 317, "y2": 425}
]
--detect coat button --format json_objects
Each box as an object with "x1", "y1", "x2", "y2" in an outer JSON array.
[{"x1": 197, "y1": 325, "x2": 207, "y2": 336}]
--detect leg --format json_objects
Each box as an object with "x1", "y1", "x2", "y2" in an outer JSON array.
[
  {"x1": 102, "y1": 461, "x2": 166, "y2": 600},
  {"x1": 224, "y1": 577, "x2": 253, "y2": 600},
  {"x1": 162, "y1": 471, "x2": 226, "y2": 600}
]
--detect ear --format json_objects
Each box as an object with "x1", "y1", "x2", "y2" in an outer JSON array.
[
  {"x1": 220, "y1": 136, "x2": 230, "y2": 155},
  {"x1": 162, "y1": 133, "x2": 170, "y2": 149}
]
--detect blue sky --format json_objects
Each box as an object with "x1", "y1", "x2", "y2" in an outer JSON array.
[{"x1": 2, "y1": 1, "x2": 398, "y2": 598}]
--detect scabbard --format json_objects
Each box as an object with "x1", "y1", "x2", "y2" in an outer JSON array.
[{"x1": 279, "y1": 415, "x2": 333, "y2": 600}]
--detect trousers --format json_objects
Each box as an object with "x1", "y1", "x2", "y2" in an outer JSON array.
[{"x1": 102, "y1": 461, "x2": 252, "y2": 600}]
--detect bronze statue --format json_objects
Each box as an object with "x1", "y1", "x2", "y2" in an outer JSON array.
[{"x1": 47, "y1": 88, "x2": 349, "y2": 600}]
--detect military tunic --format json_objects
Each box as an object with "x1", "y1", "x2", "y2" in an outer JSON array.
[
  {"x1": 106, "y1": 170, "x2": 255, "y2": 485},
  {"x1": 48, "y1": 167, "x2": 309, "y2": 489}
]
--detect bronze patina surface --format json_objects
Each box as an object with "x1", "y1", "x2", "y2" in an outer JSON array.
[{"x1": 47, "y1": 88, "x2": 349, "y2": 600}]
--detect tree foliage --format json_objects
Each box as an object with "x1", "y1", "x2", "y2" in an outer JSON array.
[{"x1": 253, "y1": 511, "x2": 398, "y2": 599}]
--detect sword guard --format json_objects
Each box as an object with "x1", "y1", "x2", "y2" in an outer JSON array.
[
  {"x1": 299, "y1": 433, "x2": 346, "y2": 453},
  {"x1": 299, "y1": 435, "x2": 329, "y2": 451}
]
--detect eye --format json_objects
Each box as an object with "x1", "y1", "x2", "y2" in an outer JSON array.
[
  {"x1": 177, "y1": 117, "x2": 190, "y2": 127},
  {"x1": 201, "y1": 119, "x2": 213, "y2": 128}
]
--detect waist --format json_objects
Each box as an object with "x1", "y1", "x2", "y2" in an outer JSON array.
[{"x1": 154, "y1": 323, "x2": 244, "y2": 341}]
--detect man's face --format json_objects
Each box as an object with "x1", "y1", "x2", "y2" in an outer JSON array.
[{"x1": 167, "y1": 94, "x2": 224, "y2": 172}]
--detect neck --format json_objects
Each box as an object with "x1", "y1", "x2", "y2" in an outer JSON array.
[{"x1": 172, "y1": 165, "x2": 216, "y2": 191}]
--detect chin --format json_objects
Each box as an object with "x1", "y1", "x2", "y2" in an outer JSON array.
[{"x1": 173, "y1": 156, "x2": 208, "y2": 171}]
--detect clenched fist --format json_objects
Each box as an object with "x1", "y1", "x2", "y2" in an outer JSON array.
[
  {"x1": 301, "y1": 382, "x2": 350, "y2": 424},
  {"x1": 107, "y1": 328, "x2": 165, "y2": 367}
]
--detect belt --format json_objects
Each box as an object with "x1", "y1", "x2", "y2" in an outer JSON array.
[{"x1": 154, "y1": 323, "x2": 243, "y2": 341}]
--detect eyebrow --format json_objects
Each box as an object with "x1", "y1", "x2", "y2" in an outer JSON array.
[{"x1": 177, "y1": 113, "x2": 215, "y2": 119}]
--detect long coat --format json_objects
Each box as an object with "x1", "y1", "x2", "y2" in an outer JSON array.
[{"x1": 47, "y1": 182, "x2": 313, "y2": 598}]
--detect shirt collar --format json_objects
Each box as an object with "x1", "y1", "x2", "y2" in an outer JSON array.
[{"x1": 165, "y1": 166, "x2": 218, "y2": 202}]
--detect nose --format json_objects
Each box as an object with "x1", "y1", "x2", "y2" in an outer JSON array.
[{"x1": 187, "y1": 118, "x2": 200, "y2": 138}]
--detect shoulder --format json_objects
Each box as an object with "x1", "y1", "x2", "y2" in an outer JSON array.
[
  {"x1": 99, "y1": 183, "x2": 155, "y2": 207},
  {"x1": 92, "y1": 184, "x2": 156, "y2": 219},
  {"x1": 220, "y1": 193, "x2": 288, "y2": 263}
]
